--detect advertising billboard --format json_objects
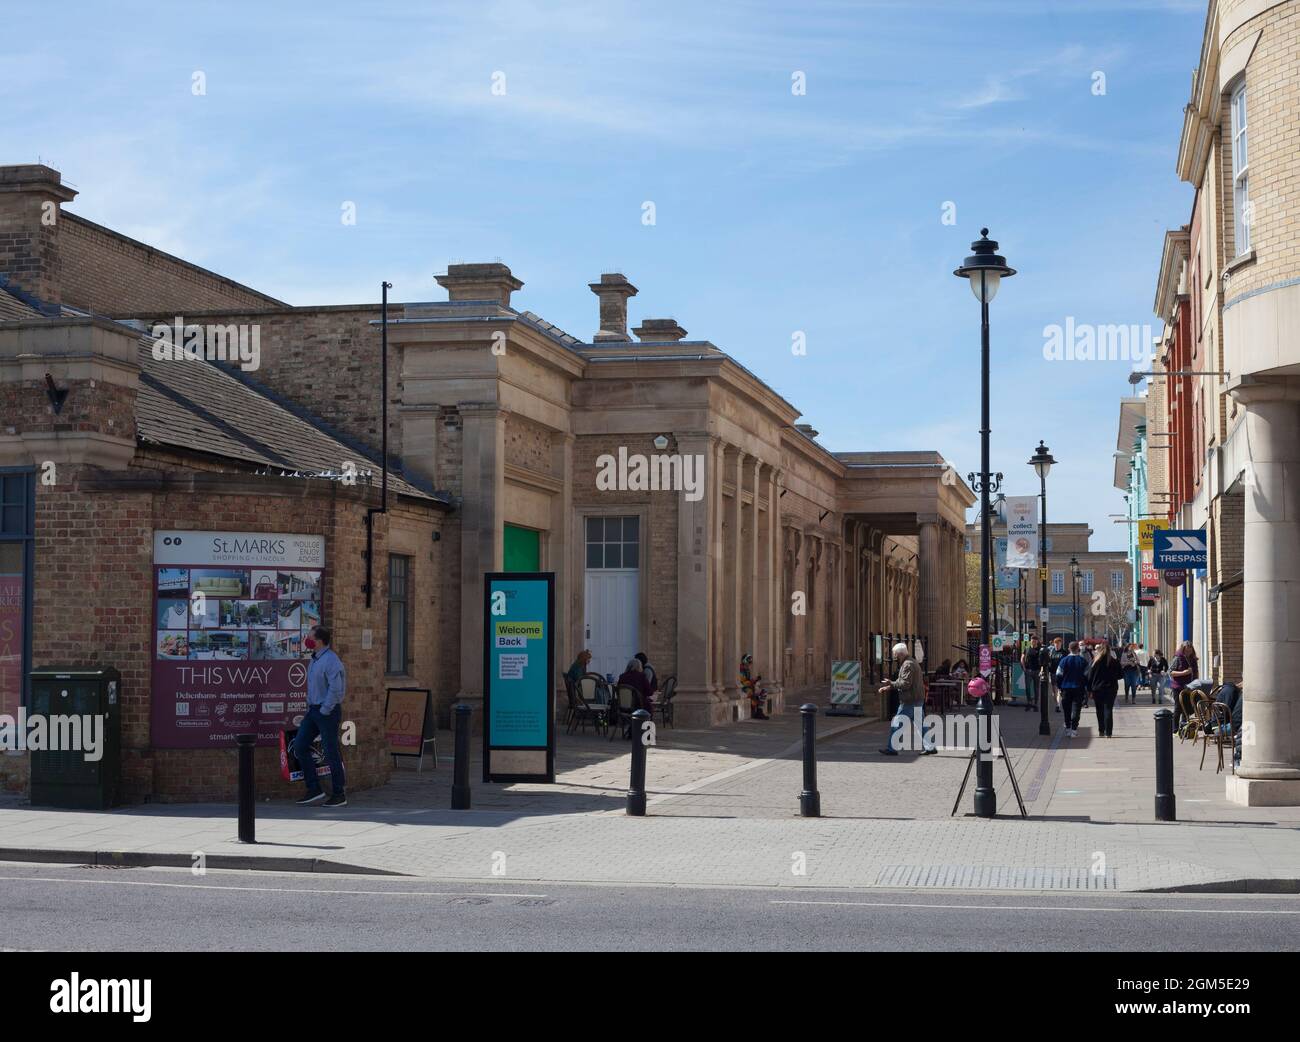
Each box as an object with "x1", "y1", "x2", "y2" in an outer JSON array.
[
  {"x1": 151, "y1": 531, "x2": 325, "y2": 748},
  {"x1": 483, "y1": 572, "x2": 555, "y2": 783}
]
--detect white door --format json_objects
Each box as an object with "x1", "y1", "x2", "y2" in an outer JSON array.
[{"x1": 585, "y1": 569, "x2": 639, "y2": 680}]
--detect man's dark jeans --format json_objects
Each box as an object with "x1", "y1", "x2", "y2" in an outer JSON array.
[
  {"x1": 1060, "y1": 688, "x2": 1083, "y2": 730},
  {"x1": 293, "y1": 705, "x2": 345, "y2": 796}
]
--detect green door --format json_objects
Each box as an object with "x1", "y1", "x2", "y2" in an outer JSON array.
[{"x1": 503, "y1": 524, "x2": 540, "y2": 572}]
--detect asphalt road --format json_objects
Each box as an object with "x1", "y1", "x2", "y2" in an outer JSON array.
[{"x1": 2, "y1": 860, "x2": 1298, "y2": 952}]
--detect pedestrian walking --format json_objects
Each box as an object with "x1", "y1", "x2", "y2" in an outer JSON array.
[
  {"x1": 1136, "y1": 643, "x2": 1150, "y2": 693},
  {"x1": 1120, "y1": 643, "x2": 1141, "y2": 704},
  {"x1": 1046, "y1": 636, "x2": 1065, "y2": 713},
  {"x1": 878, "y1": 642, "x2": 936, "y2": 755},
  {"x1": 1169, "y1": 641, "x2": 1199, "y2": 733},
  {"x1": 1087, "y1": 642, "x2": 1124, "y2": 738},
  {"x1": 293, "y1": 625, "x2": 347, "y2": 807},
  {"x1": 1054, "y1": 640, "x2": 1089, "y2": 737},
  {"x1": 1149, "y1": 649, "x2": 1168, "y2": 704},
  {"x1": 1021, "y1": 636, "x2": 1043, "y2": 712}
]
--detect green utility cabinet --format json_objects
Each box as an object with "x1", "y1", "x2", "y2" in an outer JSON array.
[{"x1": 28, "y1": 667, "x2": 122, "y2": 809}]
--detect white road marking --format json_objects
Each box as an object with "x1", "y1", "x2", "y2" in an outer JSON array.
[
  {"x1": 769, "y1": 899, "x2": 1300, "y2": 914},
  {"x1": 0, "y1": 874, "x2": 544, "y2": 899}
]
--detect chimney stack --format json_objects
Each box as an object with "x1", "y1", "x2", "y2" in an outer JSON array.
[
  {"x1": 0, "y1": 164, "x2": 78, "y2": 309},
  {"x1": 435, "y1": 262, "x2": 523, "y2": 307},
  {"x1": 632, "y1": 318, "x2": 688, "y2": 342},
  {"x1": 589, "y1": 273, "x2": 637, "y2": 342}
]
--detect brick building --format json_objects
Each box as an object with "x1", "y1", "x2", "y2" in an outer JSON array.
[
  {"x1": 1140, "y1": 0, "x2": 1300, "y2": 805},
  {"x1": 964, "y1": 521, "x2": 1133, "y2": 642},
  {"x1": 1, "y1": 162, "x2": 973, "y2": 801}
]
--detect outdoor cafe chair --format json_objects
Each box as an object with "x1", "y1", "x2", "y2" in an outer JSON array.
[
  {"x1": 1199, "y1": 700, "x2": 1234, "y2": 774},
  {"x1": 655, "y1": 675, "x2": 677, "y2": 728},
  {"x1": 571, "y1": 674, "x2": 610, "y2": 736}
]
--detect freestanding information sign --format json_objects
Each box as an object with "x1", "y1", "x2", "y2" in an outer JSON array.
[{"x1": 482, "y1": 572, "x2": 555, "y2": 783}]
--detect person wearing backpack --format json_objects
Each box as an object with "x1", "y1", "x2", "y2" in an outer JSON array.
[
  {"x1": 1149, "y1": 649, "x2": 1168, "y2": 704},
  {"x1": 1087, "y1": 643, "x2": 1124, "y2": 738},
  {"x1": 1054, "y1": 640, "x2": 1089, "y2": 737}
]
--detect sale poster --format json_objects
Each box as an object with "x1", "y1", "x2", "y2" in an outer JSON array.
[{"x1": 151, "y1": 531, "x2": 325, "y2": 748}]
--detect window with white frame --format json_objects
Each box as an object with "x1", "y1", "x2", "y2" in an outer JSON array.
[
  {"x1": 1231, "y1": 81, "x2": 1250, "y2": 255},
  {"x1": 1111, "y1": 570, "x2": 1124, "y2": 591},
  {"x1": 1052, "y1": 571, "x2": 1065, "y2": 595},
  {"x1": 1082, "y1": 571, "x2": 1095, "y2": 595}
]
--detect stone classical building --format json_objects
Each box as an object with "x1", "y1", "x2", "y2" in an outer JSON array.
[
  {"x1": 1, "y1": 162, "x2": 972, "y2": 800},
  {"x1": 1141, "y1": 0, "x2": 1300, "y2": 805}
]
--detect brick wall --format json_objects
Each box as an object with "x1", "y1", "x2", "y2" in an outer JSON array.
[
  {"x1": 60, "y1": 215, "x2": 282, "y2": 314},
  {"x1": 119, "y1": 305, "x2": 397, "y2": 462},
  {"x1": 0, "y1": 455, "x2": 449, "y2": 802}
]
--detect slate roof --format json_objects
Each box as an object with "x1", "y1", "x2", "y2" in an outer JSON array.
[{"x1": 1, "y1": 288, "x2": 446, "y2": 505}]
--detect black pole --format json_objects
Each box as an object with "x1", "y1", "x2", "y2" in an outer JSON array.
[
  {"x1": 799, "y1": 703, "x2": 821, "y2": 817},
  {"x1": 627, "y1": 709, "x2": 649, "y2": 815},
  {"x1": 975, "y1": 278, "x2": 996, "y2": 818},
  {"x1": 365, "y1": 281, "x2": 394, "y2": 608},
  {"x1": 1154, "y1": 708, "x2": 1176, "y2": 820},
  {"x1": 1038, "y1": 468, "x2": 1051, "y2": 736},
  {"x1": 236, "y1": 733, "x2": 256, "y2": 843},
  {"x1": 451, "y1": 703, "x2": 472, "y2": 810}
]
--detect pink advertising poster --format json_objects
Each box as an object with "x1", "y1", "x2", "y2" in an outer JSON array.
[
  {"x1": 0, "y1": 571, "x2": 22, "y2": 719},
  {"x1": 151, "y1": 531, "x2": 325, "y2": 748}
]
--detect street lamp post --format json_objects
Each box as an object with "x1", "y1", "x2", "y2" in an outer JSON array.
[
  {"x1": 955, "y1": 229, "x2": 1015, "y2": 820},
  {"x1": 1070, "y1": 556, "x2": 1081, "y2": 643},
  {"x1": 1029, "y1": 440, "x2": 1055, "y2": 737}
]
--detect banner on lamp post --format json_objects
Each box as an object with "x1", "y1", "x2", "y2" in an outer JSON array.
[{"x1": 1005, "y1": 496, "x2": 1039, "y2": 568}]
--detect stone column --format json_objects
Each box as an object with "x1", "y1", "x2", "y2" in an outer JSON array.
[
  {"x1": 918, "y1": 516, "x2": 941, "y2": 663},
  {"x1": 550, "y1": 432, "x2": 575, "y2": 702},
  {"x1": 770, "y1": 470, "x2": 784, "y2": 691},
  {"x1": 748, "y1": 457, "x2": 762, "y2": 666},
  {"x1": 727, "y1": 448, "x2": 747, "y2": 700},
  {"x1": 711, "y1": 439, "x2": 727, "y2": 699},
  {"x1": 457, "y1": 403, "x2": 507, "y2": 713},
  {"x1": 1226, "y1": 377, "x2": 1300, "y2": 805},
  {"x1": 674, "y1": 432, "x2": 719, "y2": 726}
]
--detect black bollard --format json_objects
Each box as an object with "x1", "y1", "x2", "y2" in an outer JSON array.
[
  {"x1": 236, "y1": 733, "x2": 256, "y2": 843},
  {"x1": 973, "y1": 696, "x2": 997, "y2": 818},
  {"x1": 451, "y1": 703, "x2": 472, "y2": 810},
  {"x1": 627, "y1": 709, "x2": 650, "y2": 816},
  {"x1": 1037, "y1": 671, "x2": 1050, "y2": 737},
  {"x1": 799, "y1": 703, "x2": 821, "y2": 817},
  {"x1": 1154, "y1": 708, "x2": 1176, "y2": 821}
]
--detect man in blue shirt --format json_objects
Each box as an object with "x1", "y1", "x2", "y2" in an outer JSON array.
[
  {"x1": 1054, "y1": 640, "x2": 1089, "y2": 738},
  {"x1": 293, "y1": 625, "x2": 347, "y2": 807}
]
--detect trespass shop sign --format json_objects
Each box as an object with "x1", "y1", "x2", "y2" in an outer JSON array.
[
  {"x1": 482, "y1": 572, "x2": 555, "y2": 783},
  {"x1": 151, "y1": 531, "x2": 325, "y2": 748}
]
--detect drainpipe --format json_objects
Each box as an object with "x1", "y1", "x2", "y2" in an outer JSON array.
[{"x1": 365, "y1": 281, "x2": 393, "y2": 608}]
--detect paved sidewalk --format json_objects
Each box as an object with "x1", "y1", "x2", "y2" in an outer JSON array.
[{"x1": 2, "y1": 695, "x2": 1297, "y2": 892}]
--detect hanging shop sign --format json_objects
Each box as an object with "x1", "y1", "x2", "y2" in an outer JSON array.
[
  {"x1": 1163, "y1": 568, "x2": 1188, "y2": 588},
  {"x1": 483, "y1": 572, "x2": 555, "y2": 783},
  {"x1": 1004, "y1": 496, "x2": 1039, "y2": 568},
  {"x1": 1153, "y1": 529, "x2": 1207, "y2": 569},
  {"x1": 152, "y1": 531, "x2": 325, "y2": 749},
  {"x1": 1138, "y1": 519, "x2": 1167, "y2": 551}
]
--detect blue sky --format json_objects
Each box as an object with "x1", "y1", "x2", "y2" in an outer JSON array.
[{"x1": 4, "y1": 0, "x2": 1207, "y2": 549}]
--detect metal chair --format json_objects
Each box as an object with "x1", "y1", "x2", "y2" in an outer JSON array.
[
  {"x1": 655, "y1": 675, "x2": 677, "y2": 728},
  {"x1": 569, "y1": 674, "x2": 610, "y2": 735},
  {"x1": 1199, "y1": 701, "x2": 1234, "y2": 774}
]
